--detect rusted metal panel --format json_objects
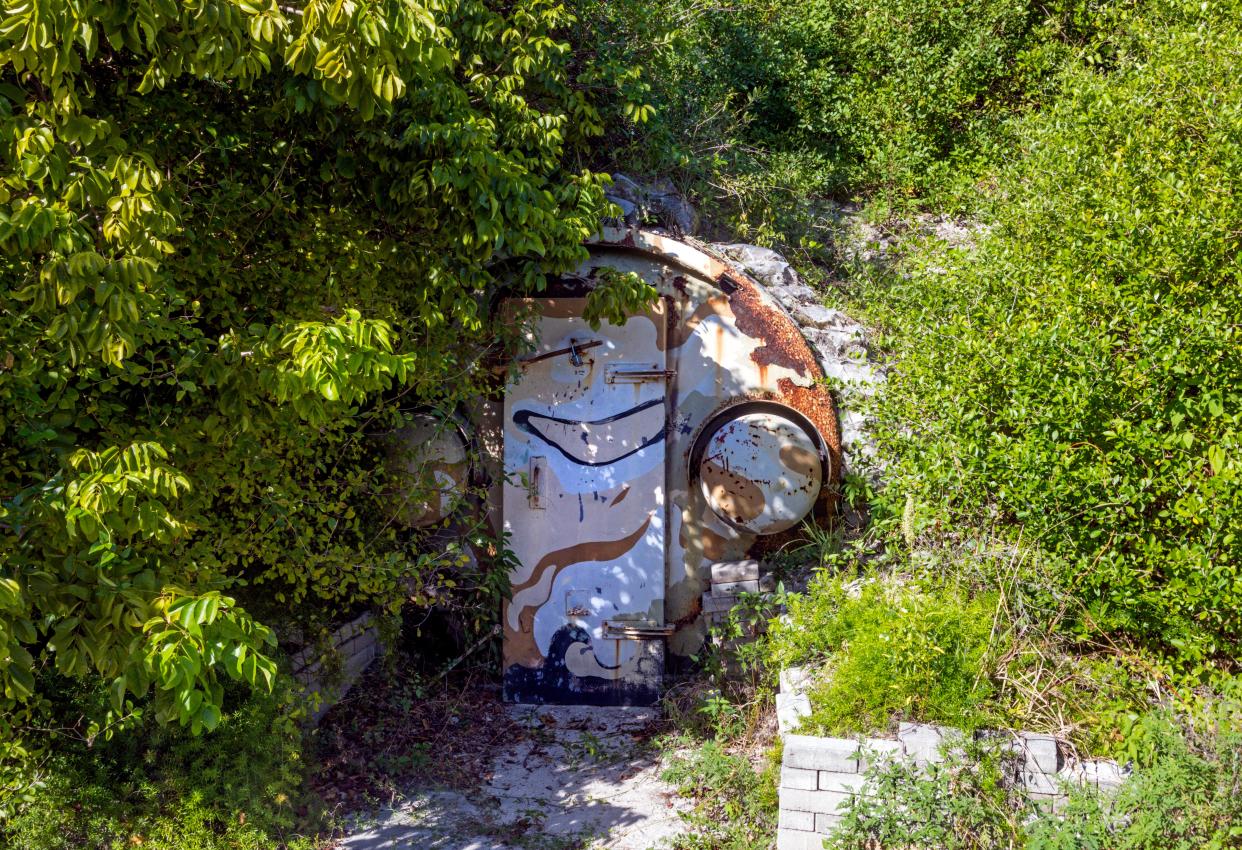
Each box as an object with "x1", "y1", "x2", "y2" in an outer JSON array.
[
  {"x1": 502, "y1": 298, "x2": 669, "y2": 705},
  {"x1": 493, "y1": 228, "x2": 842, "y2": 703},
  {"x1": 572, "y1": 228, "x2": 842, "y2": 662}
]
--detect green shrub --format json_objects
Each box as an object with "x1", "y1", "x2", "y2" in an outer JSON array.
[
  {"x1": 828, "y1": 736, "x2": 1026, "y2": 850},
  {"x1": 767, "y1": 574, "x2": 1004, "y2": 734},
  {"x1": 851, "y1": 0, "x2": 1242, "y2": 678},
  {"x1": 1, "y1": 682, "x2": 319, "y2": 849},
  {"x1": 0, "y1": 0, "x2": 640, "y2": 767},
  {"x1": 1028, "y1": 711, "x2": 1242, "y2": 850},
  {"x1": 570, "y1": 0, "x2": 1105, "y2": 234}
]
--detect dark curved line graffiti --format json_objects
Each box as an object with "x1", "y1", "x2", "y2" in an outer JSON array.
[{"x1": 512, "y1": 398, "x2": 667, "y2": 467}]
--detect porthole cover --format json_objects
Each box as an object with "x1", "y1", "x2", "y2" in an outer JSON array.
[
  {"x1": 695, "y1": 405, "x2": 826, "y2": 535},
  {"x1": 388, "y1": 414, "x2": 470, "y2": 528}
]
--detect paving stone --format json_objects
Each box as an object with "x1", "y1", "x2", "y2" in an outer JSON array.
[
  {"x1": 776, "y1": 693, "x2": 812, "y2": 734},
  {"x1": 815, "y1": 812, "x2": 844, "y2": 834},
  {"x1": 710, "y1": 559, "x2": 760, "y2": 584},
  {"x1": 1019, "y1": 732, "x2": 1059, "y2": 774},
  {"x1": 899, "y1": 722, "x2": 950, "y2": 764},
  {"x1": 782, "y1": 766, "x2": 820, "y2": 790},
  {"x1": 713, "y1": 578, "x2": 760, "y2": 596},
  {"x1": 1082, "y1": 759, "x2": 1128, "y2": 791},
  {"x1": 779, "y1": 666, "x2": 811, "y2": 696},
  {"x1": 1021, "y1": 769, "x2": 1060, "y2": 796},
  {"x1": 784, "y1": 735, "x2": 861, "y2": 772},
  {"x1": 818, "y1": 770, "x2": 869, "y2": 793},
  {"x1": 858, "y1": 739, "x2": 903, "y2": 767}
]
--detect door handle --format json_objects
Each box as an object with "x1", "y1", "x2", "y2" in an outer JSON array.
[{"x1": 527, "y1": 456, "x2": 547, "y2": 509}]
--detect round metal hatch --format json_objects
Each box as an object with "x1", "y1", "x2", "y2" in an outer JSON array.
[
  {"x1": 692, "y1": 402, "x2": 827, "y2": 535},
  {"x1": 387, "y1": 413, "x2": 471, "y2": 528}
]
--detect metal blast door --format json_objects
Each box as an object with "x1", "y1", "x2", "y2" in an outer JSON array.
[{"x1": 501, "y1": 298, "x2": 670, "y2": 705}]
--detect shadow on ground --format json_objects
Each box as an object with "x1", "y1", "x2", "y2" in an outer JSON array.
[{"x1": 338, "y1": 704, "x2": 686, "y2": 850}]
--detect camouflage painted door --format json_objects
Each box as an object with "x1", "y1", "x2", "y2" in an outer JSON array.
[{"x1": 502, "y1": 298, "x2": 669, "y2": 705}]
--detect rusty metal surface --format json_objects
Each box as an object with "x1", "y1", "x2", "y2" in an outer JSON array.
[{"x1": 494, "y1": 227, "x2": 842, "y2": 701}]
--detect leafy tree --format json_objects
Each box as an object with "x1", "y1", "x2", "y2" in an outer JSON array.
[{"x1": 0, "y1": 0, "x2": 640, "y2": 788}]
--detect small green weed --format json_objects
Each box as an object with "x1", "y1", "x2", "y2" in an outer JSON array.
[{"x1": 662, "y1": 737, "x2": 778, "y2": 850}]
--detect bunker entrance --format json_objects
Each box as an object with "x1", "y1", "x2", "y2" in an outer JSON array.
[
  {"x1": 382, "y1": 231, "x2": 844, "y2": 708},
  {"x1": 501, "y1": 298, "x2": 672, "y2": 705}
]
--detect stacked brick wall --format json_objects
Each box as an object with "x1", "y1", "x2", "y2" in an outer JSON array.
[
  {"x1": 289, "y1": 613, "x2": 380, "y2": 723},
  {"x1": 775, "y1": 668, "x2": 1127, "y2": 850}
]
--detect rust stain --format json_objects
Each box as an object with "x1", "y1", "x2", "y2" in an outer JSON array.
[
  {"x1": 720, "y1": 272, "x2": 815, "y2": 379},
  {"x1": 777, "y1": 378, "x2": 841, "y2": 476}
]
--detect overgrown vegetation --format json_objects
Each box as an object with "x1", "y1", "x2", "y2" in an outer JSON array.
[
  {"x1": 855, "y1": 0, "x2": 1242, "y2": 686},
  {"x1": 3, "y1": 678, "x2": 318, "y2": 849},
  {"x1": 627, "y1": 0, "x2": 1240, "y2": 845},
  {"x1": 0, "y1": 0, "x2": 649, "y2": 842},
  {"x1": 768, "y1": 576, "x2": 1003, "y2": 736},
  {"x1": 3, "y1": 0, "x2": 1239, "y2": 845},
  {"x1": 826, "y1": 711, "x2": 1242, "y2": 849}
]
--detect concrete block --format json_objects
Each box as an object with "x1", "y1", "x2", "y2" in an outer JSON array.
[
  {"x1": 710, "y1": 559, "x2": 760, "y2": 584},
  {"x1": 1082, "y1": 759, "x2": 1127, "y2": 791},
  {"x1": 1019, "y1": 732, "x2": 1059, "y2": 774},
  {"x1": 818, "y1": 771, "x2": 868, "y2": 793},
  {"x1": 1021, "y1": 769, "x2": 1060, "y2": 797},
  {"x1": 780, "y1": 788, "x2": 852, "y2": 815},
  {"x1": 780, "y1": 667, "x2": 812, "y2": 696},
  {"x1": 776, "y1": 693, "x2": 812, "y2": 734},
  {"x1": 713, "y1": 579, "x2": 760, "y2": 596},
  {"x1": 777, "y1": 828, "x2": 827, "y2": 850},
  {"x1": 858, "y1": 738, "x2": 903, "y2": 767},
  {"x1": 898, "y1": 722, "x2": 950, "y2": 764},
  {"x1": 1058, "y1": 760, "x2": 1088, "y2": 786},
  {"x1": 701, "y1": 592, "x2": 735, "y2": 614},
  {"x1": 815, "y1": 812, "x2": 844, "y2": 834},
  {"x1": 778, "y1": 809, "x2": 816, "y2": 831},
  {"x1": 781, "y1": 766, "x2": 819, "y2": 790},
  {"x1": 784, "y1": 735, "x2": 861, "y2": 773}
]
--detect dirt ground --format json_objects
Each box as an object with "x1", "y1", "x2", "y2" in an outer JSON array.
[{"x1": 313, "y1": 670, "x2": 688, "y2": 850}]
